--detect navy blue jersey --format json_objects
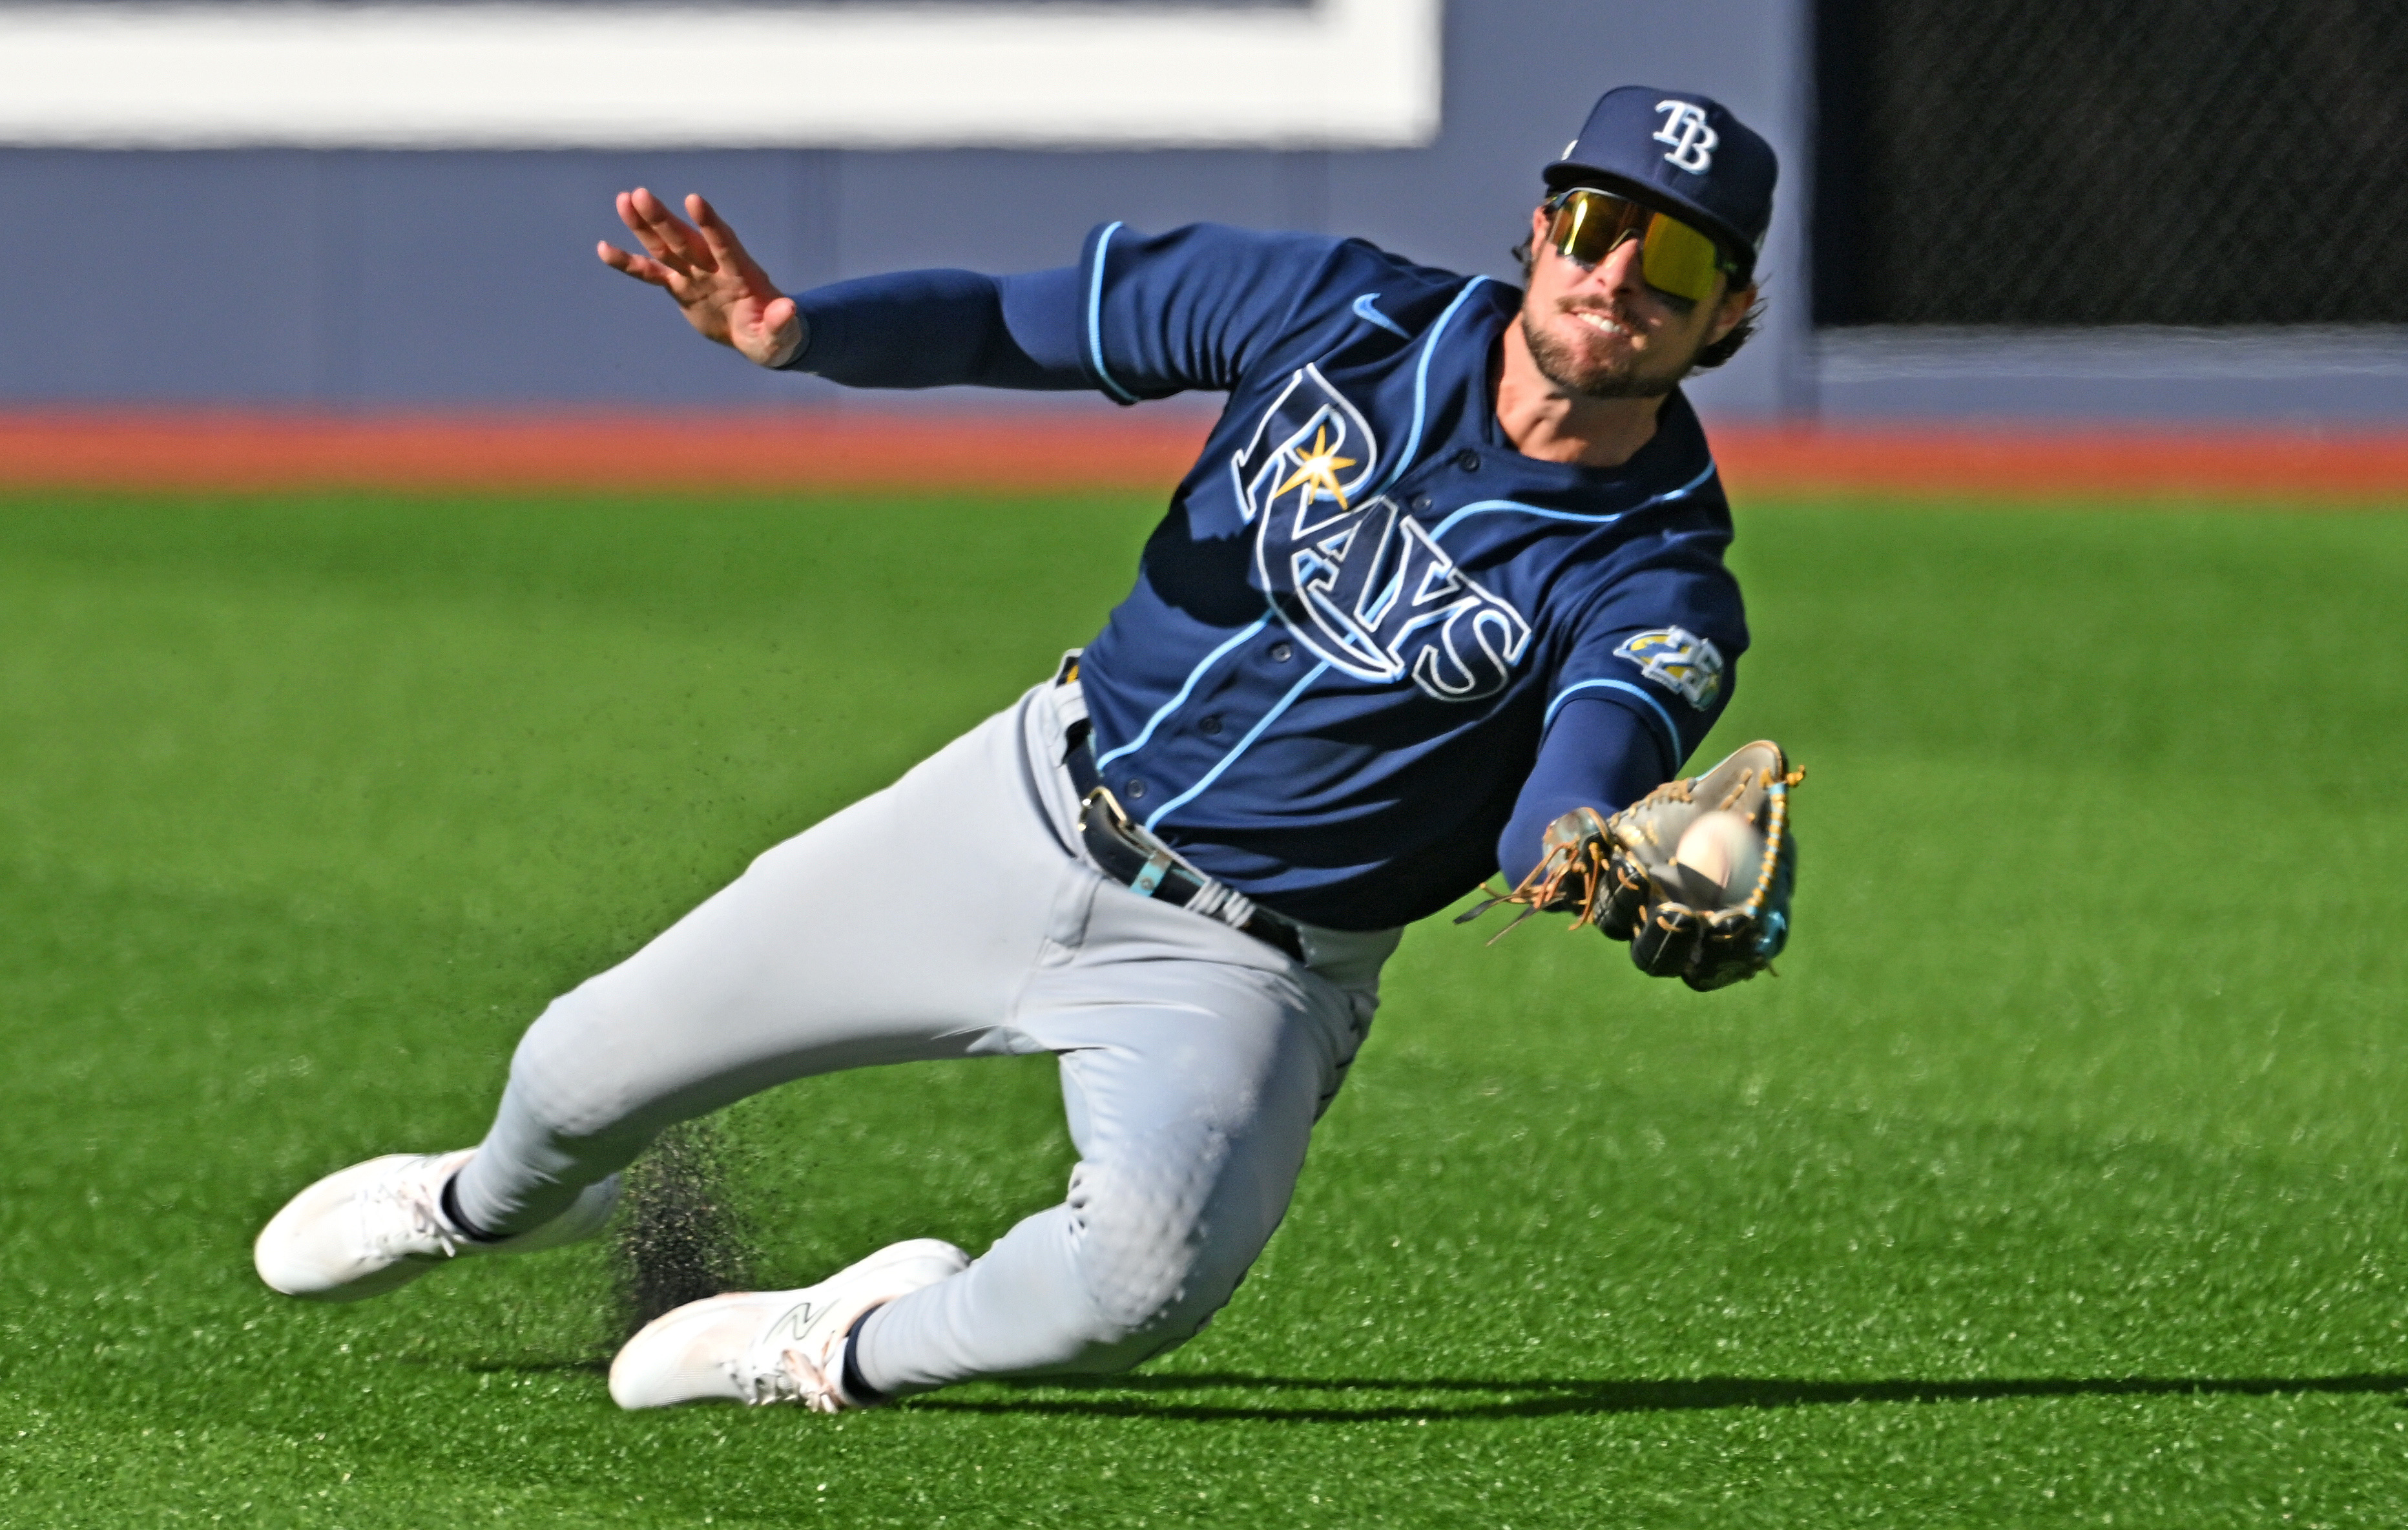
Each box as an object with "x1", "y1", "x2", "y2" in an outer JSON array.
[{"x1": 789, "y1": 224, "x2": 1747, "y2": 929}]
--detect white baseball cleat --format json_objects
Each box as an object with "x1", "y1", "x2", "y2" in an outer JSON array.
[
  {"x1": 608, "y1": 1238, "x2": 970, "y2": 1412},
  {"x1": 253, "y1": 1148, "x2": 622, "y2": 1302}
]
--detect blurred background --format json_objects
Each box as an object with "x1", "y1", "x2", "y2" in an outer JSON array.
[{"x1": 0, "y1": 0, "x2": 2400, "y2": 430}]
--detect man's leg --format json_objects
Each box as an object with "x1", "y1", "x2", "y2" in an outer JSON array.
[
  {"x1": 256, "y1": 684, "x2": 1093, "y2": 1299},
  {"x1": 450, "y1": 689, "x2": 1095, "y2": 1237},
  {"x1": 851, "y1": 897, "x2": 1400, "y2": 1394}
]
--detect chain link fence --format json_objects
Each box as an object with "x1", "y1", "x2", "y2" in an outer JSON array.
[{"x1": 1814, "y1": 0, "x2": 2408, "y2": 326}]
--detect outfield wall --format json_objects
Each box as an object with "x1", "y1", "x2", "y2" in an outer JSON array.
[
  {"x1": 0, "y1": 0, "x2": 1815, "y2": 419},
  {"x1": 6, "y1": 0, "x2": 2403, "y2": 426}
]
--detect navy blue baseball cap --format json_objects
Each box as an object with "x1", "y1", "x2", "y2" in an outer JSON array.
[{"x1": 1544, "y1": 87, "x2": 1778, "y2": 283}]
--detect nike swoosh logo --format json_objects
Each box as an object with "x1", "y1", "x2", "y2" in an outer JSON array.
[{"x1": 1351, "y1": 292, "x2": 1411, "y2": 339}]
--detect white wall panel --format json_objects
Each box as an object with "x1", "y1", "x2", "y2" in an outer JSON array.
[{"x1": 0, "y1": 0, "x2": 1438, "y2": 149}]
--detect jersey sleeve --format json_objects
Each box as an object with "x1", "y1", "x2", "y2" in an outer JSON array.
[
  {"x1": 783, "y1": 267, "x2": 1088, "y2": 391},
  {"x1": 1492, "y1": 534, "x2": 1748, "y2": 886},
  {"x1": 1074, "y1": 222, "x2": 1346, "y2": 404},
  {"x1": 1494, "y1": 698, "x2": 1673, "y2": 886},
  {"x1": 1542, "y1": 534, "x2": 1749, "y2": 777}
]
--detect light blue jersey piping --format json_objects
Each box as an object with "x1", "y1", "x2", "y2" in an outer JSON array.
[
  {"x1": 1086, "y1": 223, "x2": 1138, "y2": 405},
  {"x1": 1368, "y1": 276, "x2": 1491, "y2": 499},
  {"x1": 1096, "y1": 616, "x2": 1269, "y2": 769},
  {"x1": 1141, "y1": 661, "x2": 1329, "y2": 833},
  {"x1": 1426, "y1": 459, "x2": 1719, "y2": 542},
  {"x1": 1544, "y1": 677, "x2": 1681, "y2": 765}
]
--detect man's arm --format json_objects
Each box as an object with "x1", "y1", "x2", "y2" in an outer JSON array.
[
  {"x1": 784, "y1": 267, "x2": 1086, "y2": 390},
  {"x1": 601, "y1": 194, "x2": 1336, "y2": 399},
  {"x1": 1495, "y1": 698, "x2": 1673, "y2": 886},
  {"x1": 597, "y1": 186, "x2": 1090, "y2": 388}
]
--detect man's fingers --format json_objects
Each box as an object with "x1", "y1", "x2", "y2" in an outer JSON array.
[
  {"x1": 685, "y1": 193, "x2": 745, "y2": 262},
  {"x1": 689, "y1": 194, "x2": 784, "y2": 296},
  {"x1": 686, "y1": 194, "x2": 747, "y2": 271},
  {"x1": 615, "y1": 191, "x2": 683, "y2": 267},
  {"x1": 689, "y1": 194, "x2": 775, "y2": 295},
  {"x1": 597, "y1": 240, "x2": 675, "y2": 289},
  {"x1": 615, "y1": 188, "x2": 705, "y2": 271},
  {"x1": 628, "y1": 186, "x2": 716, "y2": 273}
]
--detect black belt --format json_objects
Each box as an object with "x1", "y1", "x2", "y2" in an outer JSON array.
[{"x1": 1063, "y1": 719, "x2": 1305, "y2": 964}]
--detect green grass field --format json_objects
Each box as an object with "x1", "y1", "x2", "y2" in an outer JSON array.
[{"x1": 3, "y1": 488, "x2": 2405, "y2": 1527}]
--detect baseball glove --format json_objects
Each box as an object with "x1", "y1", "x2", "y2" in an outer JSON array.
[{"x1": 1458, "y1": 740, "x2": 1802, "y2": 991}]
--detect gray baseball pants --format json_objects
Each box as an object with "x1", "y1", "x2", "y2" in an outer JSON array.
[{"x1": 448, "y1": 677, "x2": 1399, "y2": 1394}]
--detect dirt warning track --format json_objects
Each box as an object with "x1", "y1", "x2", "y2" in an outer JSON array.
[
  {"x1": 0, "y1": 410, "x2": 2402, "y2": 503},
  {"x1": 0, "y1": 410, "x2": 1210, "y2": 495}
]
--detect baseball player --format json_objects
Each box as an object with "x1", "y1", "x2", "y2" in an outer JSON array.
[{"x1": 254, "y1": 86, "x2": 1796, "y2": 1414}]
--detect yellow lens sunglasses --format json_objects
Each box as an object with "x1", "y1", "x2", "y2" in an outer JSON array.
[{"x1": 1544, "y1": 187, "x2": 1741, "y2": 305}]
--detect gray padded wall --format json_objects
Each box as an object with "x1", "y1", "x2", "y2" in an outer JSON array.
[{"x1": 0, "y1": 0, "x2": 1813, "y2": 417}]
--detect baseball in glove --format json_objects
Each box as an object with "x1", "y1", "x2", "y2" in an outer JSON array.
[{"x1": 1457, "y1": 740, "x2": 1802, "y2": 991}]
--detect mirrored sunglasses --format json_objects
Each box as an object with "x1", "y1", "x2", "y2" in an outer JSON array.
[{"x1": 1544, "y1": 188, "x2": 1740, "y2": 305}]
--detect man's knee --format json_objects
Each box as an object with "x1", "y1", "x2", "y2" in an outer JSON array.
[
  {"x1": 497, "y1": 990, "x2": 660, "y2": 1158},
  {"x1": 1050, "y1": 1159, "x2": 1263, "y2": 1372}
]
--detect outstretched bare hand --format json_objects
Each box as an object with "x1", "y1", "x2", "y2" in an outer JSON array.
[{"x1": 598, "y1": 189, "x2": 804, "y2": 368}]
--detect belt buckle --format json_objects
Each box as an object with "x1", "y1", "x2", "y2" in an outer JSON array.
[
  {"x1": 1081, "y1": 786, "x2": 1174, "y2": 900},
  {"x1": 1077, "y1": 786, "x2": 1300, "y2": 961},
  {"x1": 1079, "y1": 784, "x2": 1132, "y2": 837}
]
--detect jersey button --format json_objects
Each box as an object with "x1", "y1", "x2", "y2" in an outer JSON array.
[
  {"x1": 1409, "y1": 493, "x2": 1433, "y2": 512},
  {"x1": 1269, "y1": 641, "x2": 1294, "y2": 662},
  {"x1": 1125, "y1": 778, "x2": 1147, "y2": 800},
  {"x1": 1197, "y1": 715, "x2": 1223, "y2": 736},
  {"x1": 1455, "y1": 449, "x2": 1481, "y2": 472}
]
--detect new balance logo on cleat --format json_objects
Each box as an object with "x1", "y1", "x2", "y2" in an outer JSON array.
[
  {"x1": 771, "y1": 1302, "x2": 822, "y2": 1343},
  {"x1": 608, "y1": 1240, "x2": 970, "y2": 1412}
]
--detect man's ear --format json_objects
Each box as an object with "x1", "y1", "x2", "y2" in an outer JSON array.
[{"x1": 1707, "y1": 282, "x2": 1758, "y2": 344}]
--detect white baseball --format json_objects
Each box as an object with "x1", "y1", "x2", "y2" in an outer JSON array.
[{"x1": 1672, "y1": 810, "x2": 1764, "y2": 903}]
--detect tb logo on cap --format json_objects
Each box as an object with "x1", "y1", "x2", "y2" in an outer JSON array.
[{"x1": 1653, "y1": 100, "x2": 1718, "y2": 173}]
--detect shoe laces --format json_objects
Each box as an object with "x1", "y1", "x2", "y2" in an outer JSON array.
[
  {"x1": 362, "y1": 1160, "x2": 461, "y2": 1261},
  {"x1": 738, "y1": 1345, "x2": 846, "y2": 1413}
]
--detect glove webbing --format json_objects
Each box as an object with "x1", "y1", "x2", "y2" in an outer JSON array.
[{"x1": 1451, "y1": 806, "x2": 1621, "y2": 945}]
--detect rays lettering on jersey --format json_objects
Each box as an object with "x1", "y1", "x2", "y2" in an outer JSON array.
[{"x1": 1232, "y1": 366, "x2": 1532, "y2": 702}]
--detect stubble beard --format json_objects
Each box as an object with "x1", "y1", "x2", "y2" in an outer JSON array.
[{"x1": 1520, "y1": 302, "x2": 1698, "y2": 401}]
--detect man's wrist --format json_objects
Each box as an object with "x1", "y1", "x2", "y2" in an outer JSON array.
[{"x1": 765, "y1": 311, "x2": 809, "y2": 370}]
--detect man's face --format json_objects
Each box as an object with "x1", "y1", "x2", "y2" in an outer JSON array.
[{"x1": 1518, "y1": 202, "x2": 1754, "y2": 400}]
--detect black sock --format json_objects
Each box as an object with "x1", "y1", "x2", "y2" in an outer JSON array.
[
  {"x1": 438, "y1": 1172, "x2": 501, "y2": 1244},
  {"x1": 840, "y1": 1309, "x2": 889, "y2": 1407}
]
